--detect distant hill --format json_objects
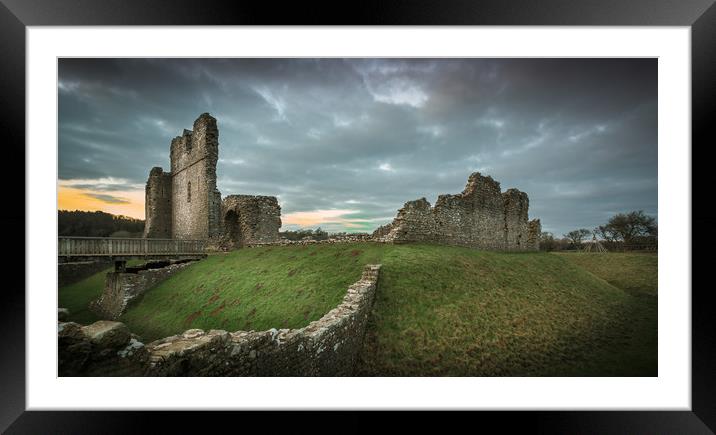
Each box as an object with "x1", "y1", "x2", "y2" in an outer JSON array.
[{"x1": 58, "y1": 210, "x2": 144, "y2": 238}]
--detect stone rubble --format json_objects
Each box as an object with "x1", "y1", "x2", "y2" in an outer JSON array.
[{"x1": 58, "y1": 308, "x2": 69, "y2": 322}]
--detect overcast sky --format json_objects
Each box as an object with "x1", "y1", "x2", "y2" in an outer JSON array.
[{"x1": 58, "y1": 58, "x2": 657, "y2": 235}]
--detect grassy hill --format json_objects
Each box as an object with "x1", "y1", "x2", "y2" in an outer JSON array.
[
  {"x1": 58, "y1": 243, "x2": 657, "y2": 376},
  {"x1": 119, "y1": 243, "x2": 388, "y2": 342},
  {"x1": 356, "y1": 247, "x2": 656, "y2": 376},
  {"x1": 555, "y1": 252, "x2": 657, "y2": 296},
  {"x1": 552, "y1": 252, "x2": 657, "y2": 376}
]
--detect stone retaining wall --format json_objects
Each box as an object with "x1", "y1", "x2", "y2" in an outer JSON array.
[
  {"x1": 59, "y1": 264, "x2": 382, "y2": 376},
  {"x1": 89, "y1": 260, "x2": 195, "y2": 320}
]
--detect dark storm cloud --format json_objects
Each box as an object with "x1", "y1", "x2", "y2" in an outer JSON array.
[
  {"x1": 58, "y1": 58, "x2": 657, "y2": 235},
  {"x1": 83, "y1": 193, "x2": 131, "y2": 204}
]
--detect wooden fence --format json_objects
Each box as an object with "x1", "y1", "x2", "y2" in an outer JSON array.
[{"x1": 58, "y1": 237, "x2": 207, "y2": 257}]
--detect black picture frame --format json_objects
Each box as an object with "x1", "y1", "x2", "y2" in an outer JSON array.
[{"x1": 3, "y1": 0, "x2": 714, "y2": 432}]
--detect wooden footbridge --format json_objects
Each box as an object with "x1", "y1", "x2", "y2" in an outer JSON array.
[{"x1": 58, "y1": 237, "x2": 207, "y2": 270}]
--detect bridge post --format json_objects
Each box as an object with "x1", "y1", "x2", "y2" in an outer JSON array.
[{"x1": 114, "y1": 260, "x2": 126, "y2": 272}]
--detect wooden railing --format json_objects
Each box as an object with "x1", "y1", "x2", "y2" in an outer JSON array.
[{"x1": 58, "y1": 237, "x2": 207, "y2": 257}]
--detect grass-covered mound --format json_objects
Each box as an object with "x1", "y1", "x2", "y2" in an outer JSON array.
[
  {"x1": 355, "y1": 246, "x2": 656, "y2": 376},
  {"x1": 119, "y1": 243, "x2": 388, "y2": 342},
  {"x1": 555, "y1": 252, "x2": 657, "y2": 296},
  {"x1": 58, "y1": 244, "x2": 657, "y2": 376},
  {"x1": 553, "y1": 252, "x2": 657, "y2": 376}
]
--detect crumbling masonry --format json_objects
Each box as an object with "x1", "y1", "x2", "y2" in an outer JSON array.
[
  {"x1": 222, "y1": 195, "x2": 282, "y2": 248},
  {"x1": 143, "y1": 113, "x2": 281, "y2": 246},
  {"x1": 373, "y1": 172, "x2": 541, "y2": 251}
]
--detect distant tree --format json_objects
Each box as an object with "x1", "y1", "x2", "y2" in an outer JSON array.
[
  {"x1": 58, "y1": 210, "x2": 144, "y2": 237},
  {"x1": 539, "y1": 232, "x2": 556, "y2": 251},
  {"x1": 280, "y1": 227, "x2": 329, "y2": 241},
  {"x1": 594, "y1": 225, "x2": 615, "y2": 243},
  {"x1": 598, "y1": 210, "x2": 657, "y2": 244},
  {"x1": 280, "y1": 229, "x2": 311, "y2": 241},
  {"x1": 563, "y1": 228, "x2": 591, "y2": 248},
  {"x1": 313, "y1": 227, "x2": 329, "y2": 241}
]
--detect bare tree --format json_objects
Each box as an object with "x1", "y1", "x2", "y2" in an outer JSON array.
[
  {"x1": 563, "y1": 228, "x2": 591, "y2": 248},
  {"x1": 595, "y1": 225, "x2": 615, "y2": 242}
]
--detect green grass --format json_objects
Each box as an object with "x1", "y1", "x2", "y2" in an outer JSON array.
[
  {"x1": 58, "y1": 244, "x2": 657, "y2": 376},
  {"x1": 355, "y1": 246, "x2": 656, "y2": 376},
  {"x1": 58, "y1": 260, "x2": 144, "y2": 325},
  {"x1": 555, "y1": 252, "x2": 657, "y2": 296},
  {"x1": 551, "y1": 252, "x2": 658, "y2": 376},
  {"x1": 119, "y1": 243, "x2": 389, "y2": 342}
]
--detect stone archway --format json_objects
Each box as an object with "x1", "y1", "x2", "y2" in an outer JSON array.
[
  {"x1": 220, "y1": 194, "x2": 282, "y2": 248},
  {"x1": 223, "y1": 209, "x2": 241, "y2": 249}
]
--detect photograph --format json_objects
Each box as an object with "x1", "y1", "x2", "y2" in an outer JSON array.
[
  {"x1": 56, "y1": 57, "x2": 658, "y2": 377},
  {"x1": 3, "y1": 0, "x2": 710, "y2": 430}
]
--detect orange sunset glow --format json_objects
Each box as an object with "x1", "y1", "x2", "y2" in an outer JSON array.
[
  {"x1": 58, "y1": 186, "x2": 145, "y2": 219},
  {"x1": 58, "y1": 186, "x2": 370, "y2": 229},
  {"x1": 281, "y1": 209, "x2": 361, "y2": 228}
]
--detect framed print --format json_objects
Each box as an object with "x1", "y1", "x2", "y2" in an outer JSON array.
[{"x1": 3, "y1": 0, "x2": 715, "y2": 432}]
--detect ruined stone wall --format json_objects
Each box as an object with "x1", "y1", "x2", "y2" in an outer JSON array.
[
  {"x1": 527, "y1": 219, "x2": 542, "y2": 251},
  {"x1": 227, "y1": 235, "x2": 375, "y2": 249},
  {"x1": 89, "y1": 260, "x2": 195, "y2": 320},
  {"x1": 222, "y1": 195, "x2": 281, "y2": 248},
  {"x1": 382, "y1": 198, "x2": 437, "y2": 244},
  {"x1": 502, "y1": 189, "x2": 530, "y2": 251},
  {"x1": 170, "y1": 113, "x2": 222, "y2": 240},
  {"x1": 143, "y1": 167, "x2": 173, "y2": 238},
  {"x1": 146, "y1": 264, "x2": 380, "y2": 376},
  {"x1": 371, "y1": 222, "x2": 395, "y2": 240},
  {"x1": 59, "y1": 264, "x2": 382, "y2": 376},
  {"x1": 374, "y1": 172, "x2": 539, "y2": 251}
]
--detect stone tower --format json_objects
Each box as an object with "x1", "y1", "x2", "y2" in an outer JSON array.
[
  {"x1": 143, "y1": 113, "x2": 281, "y2": 246},
  {"x1": 142, "y1": 167, "x2": 172, "y2": 238},
  {"x1": 143, "y1": 113, "x2": 222, "y2": 240},
  {"x1": 169, "y1": 113, "x2": 222, "y2": 240}
]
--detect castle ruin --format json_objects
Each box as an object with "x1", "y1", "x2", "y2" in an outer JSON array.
[
  {"x1": 373, "y1": 172, "x2": 541, "y2": 251},
  {"x1": 142, "y1": 114, "x2": 540, "y2": 252},
  {"x1": 143, "y1": 113, "x2": 281, "y2": 247}
]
